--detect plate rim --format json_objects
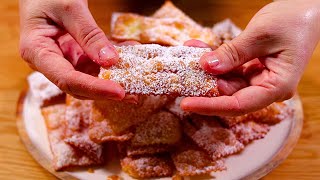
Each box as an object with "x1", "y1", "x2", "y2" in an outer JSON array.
[{"x1": 16, "y1": 90, "x2": 304, "y2": 180}]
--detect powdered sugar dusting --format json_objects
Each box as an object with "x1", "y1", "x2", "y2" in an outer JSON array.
[
  {"x1": 183, "y1": 116, "x2": 244, "y2": 160},
  {"x1": 27, "y1": 72, "x2": 63, "y2": 106},
  {"x1": 166, "y1": 97, "x2": 190, "y2": 119},
  {"x1": 231, "y1": 121, "x2": 270, "y2": 145},
  {"x1": 212, "y1": 19, "x2": 242, "y2": 43},
  {"x1": 100, "y1": 44, "x2": 219, "y2": 97}
]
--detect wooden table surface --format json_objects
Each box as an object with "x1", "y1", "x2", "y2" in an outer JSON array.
[{"x1": 0, "y1": 0, "x2": 319, "y2": 179}]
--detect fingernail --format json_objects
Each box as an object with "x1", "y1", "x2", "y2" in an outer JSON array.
[
  {"x1": 207, "y1": 57, "x2": 219, "y2": 69},
  {"x1": 99, "y1": 46, "x2": 117, "y2": 63}
]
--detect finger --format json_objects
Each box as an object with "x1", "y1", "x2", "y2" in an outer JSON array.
[
  {"x1": 217, "y1": 78, "x2": 248, "y2": 96},
  {"x1": 123, "y1": 95, "x2": 139, "y2": 104},
  {"x1": 183, "y1": 39, "x2": 212, "y2": 49},
  {"x1": 241, "y1": 58, "x2": 265, "y2": 80},
  {"x1": 57, "y1": 34, "x2": 84, "y2": 66},
  {"x1": 199, "y1": 31, "x2": 272, "y2": 75},
  {"x1": 35, "y1": 49, "x2": 125, "y2": 100},
  {"x1": 51, "y1": 1, "x2": 118, "y2": 67},
  {"x1": 180, "y1": 85, "x2": 278, "y2": 116},
  {"x1": 58, "y1": 34, "x2": 100, "y2": 76}
]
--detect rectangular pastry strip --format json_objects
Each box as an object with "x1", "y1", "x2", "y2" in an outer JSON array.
[{"x1": 100, "y1": 45, "x2": 219, "y2": 97}]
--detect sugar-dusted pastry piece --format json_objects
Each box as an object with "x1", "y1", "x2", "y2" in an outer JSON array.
[
  {"x1": 100, "y1": 45, "x2": 219, "y2": 97},
  {"x1": 212, "y1": 19, "x2": 242, "y2": 44},
  {"x1": 88, "y1": 95, "x2": 170, "y2": 143},
  {"x1": 117, "y1": 111, "x2": 181, "y2": 156},
  {"x1": 111, "y1": 12, "x2": 219, "y2": 46},
  {"x1": 64, "y1": 95, "x2": 93, "y2": 136},
  {"x1": 183, "y1": 115, "x2": 244, "y2": 160},
  {"x1": 166, "y1": 97, "x2": 190, "y2": 119},
  {"x1": 171, "y1": 141, "x2": 226, "y2": 176},
  {"x1": 63, "y1": 95, "x2": 104, "y2": 163},
  {"x1": 120, "y1": 155, "x2": 174, "y2": 178},
  {"x1": 119, "y1": 143, "x2": 172, "y2": 157},
  {"x1": 131, "y1": 111, "x2": 182, "y2": 146},
  {"x1": 152, "y1": 1, "x2": 198, "y2": 26},
  {"x1": 219, "y1": 102, "x2": 293, "y2": 127},
  {"x1": 28, "y1": 72, "x2": 65, "y2": 107},
  {"x1": 41, "y1": 105, "x2": 99, "y2": 170},
  {"x1": 64, "y1": 135, "x2": 104, "y2": 163},
  {"x1": 231, "y1": 121, "x2": 270, "y2": 145}
]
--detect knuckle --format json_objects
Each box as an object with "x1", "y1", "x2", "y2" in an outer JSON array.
[
  {"x1": 230, "y1": 96, "x2": 246, "y2": 115},
  {"x1": 55, "y1": 76, "x2": 70, "y2": 94},
  {"x1": 60, "y1": 0, "x2": 80, "y2": 12},
  {"x1": 273, "y1": 81, "x2": 296, "y2": 101},
  {"x1": 280, "y1": 86, "x2": 296, "y2": 101},
  {"x1": 220, "y1": 42, "x2": 245, "y2": 66},
  {"x1": 54, "y1": 71, "x2": 78, "y2": 95},
  {"x1": 79, "y1": 26, "x2": 105, "y2": 48},
  {"x1": 19, "y1": 39, "x2": 33, "y2": 62}
]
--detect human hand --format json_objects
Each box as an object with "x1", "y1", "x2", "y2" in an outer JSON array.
[
  {"x1": 19, "y1": 0, "x2": 124, "y2": 100},
  {"x1": 181, "y1": 0, "x2": 320, "y2": 116}
]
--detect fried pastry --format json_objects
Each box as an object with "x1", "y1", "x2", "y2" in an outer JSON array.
[
  {"x1": 152, "y1": 1, "x2": 199, "y2": 26},
  {"x1": 171, "y1": 141, "x2": 226, "y2": 176},
  {"x1": 88, "y1": 95, "x2": 170, "y2": 143},
  {"x1": 119, "y1": 143, "x2": 172, "y2": 157},
  {"x1": 120, "y1": 155, "x2": 174, "y2": 178},
  {"x1": 231, "y1": 121, "x2": 270, "y2": 145},
  {"x1": 212, "y1": 19, "x2": 242, "y2": 44},
  {"x1": 111, "y1": 12, "x2": 219, "y2": 46},
  {"x1": 219, "y1": 102, "x2": 293, "y2": 127},
  {"x1": 183, "y1": 115, "x2": 244, "y2": 160},
  {"x1": 28, "y1": 72, "x2": 65, "y2": 107},
  {"x1": 41, "y1": 105, "x2": 100, "y2": 170},
  {"x1": 64, "y1": 95, "x2": 92, "y2": 136},
  {"x1": 63, "y1": 95, "x2": 104, "y2": 163},
  {"x1": 117, "y1": 111, "x2": 181, "y2": 156},
  {"x1": 131, "y1": 111, "x2": 182, "y2": 146},
  {"x1": 100, "y1": 44, "x2": 219, "y2": 97}
]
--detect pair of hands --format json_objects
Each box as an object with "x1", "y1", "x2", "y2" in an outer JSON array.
[{"x1": 20, "y1": 0, "x2": 320, "y2": 116}]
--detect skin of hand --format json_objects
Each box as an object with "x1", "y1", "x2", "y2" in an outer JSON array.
[
  {"x1": 181, "y1": 0, "x2": 320, "y2": 116},
  {"x1": 19, "y1": 0, "x2": 125, "y2": 100}
]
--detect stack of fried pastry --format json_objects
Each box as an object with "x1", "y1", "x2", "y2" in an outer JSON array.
[{"x1": 29, "y1": 1, "x2": 294, "y2": 179}]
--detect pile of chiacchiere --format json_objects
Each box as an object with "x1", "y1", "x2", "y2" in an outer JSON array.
[{"x1": 28, "y1": 1, "x2": 294, "y2": 179}]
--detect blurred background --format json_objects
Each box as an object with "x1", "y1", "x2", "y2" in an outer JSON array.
[{"x1": 0, "y1": 0, "x2": 319, "y2": 179}]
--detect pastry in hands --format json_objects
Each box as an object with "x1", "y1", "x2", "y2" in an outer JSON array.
[{"x1": 100, "y1": 44, "x2": 219, "y2": 97}]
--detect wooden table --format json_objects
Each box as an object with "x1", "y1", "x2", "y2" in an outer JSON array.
[{"x1": 0, "y1": 0, "x2": 319, "y2": 179}]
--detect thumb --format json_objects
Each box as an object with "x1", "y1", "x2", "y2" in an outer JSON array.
[
  {"x1": 55, "y1": 1, "x2": 118, "y2": 67},
  {"x1": 199, "y1": 32, "x2": 267, "y2": 75}
]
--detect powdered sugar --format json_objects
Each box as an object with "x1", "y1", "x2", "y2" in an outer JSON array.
[
  {"x1": 27, "y1": 72, "x2": 63, "y2": 106},
  {"x1": 100, "y1": 44, "x2": 219, "y2": 97},
  {"x1": 212, "y1": 19, "x2": 242, "y2": 41}
]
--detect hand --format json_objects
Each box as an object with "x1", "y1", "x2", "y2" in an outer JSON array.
[
  {"x1": 19, "y1": 0, "x2": 124, "y2": 100},
  {"x1": 181, "y1": 0, "x2": 320, "y2": 116}
]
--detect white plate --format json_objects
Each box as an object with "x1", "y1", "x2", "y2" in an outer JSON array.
[{"x1": 17, "y1": 91, "x2": 303, "y2": 180}]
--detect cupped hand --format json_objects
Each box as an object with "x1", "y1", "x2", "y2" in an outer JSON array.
[
  {"x1": 181, "y1": 0, "x2": 320, "y2": 116},
  {"x1": 19, "y1": 0, "x2": 124, "y2": 100}
]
